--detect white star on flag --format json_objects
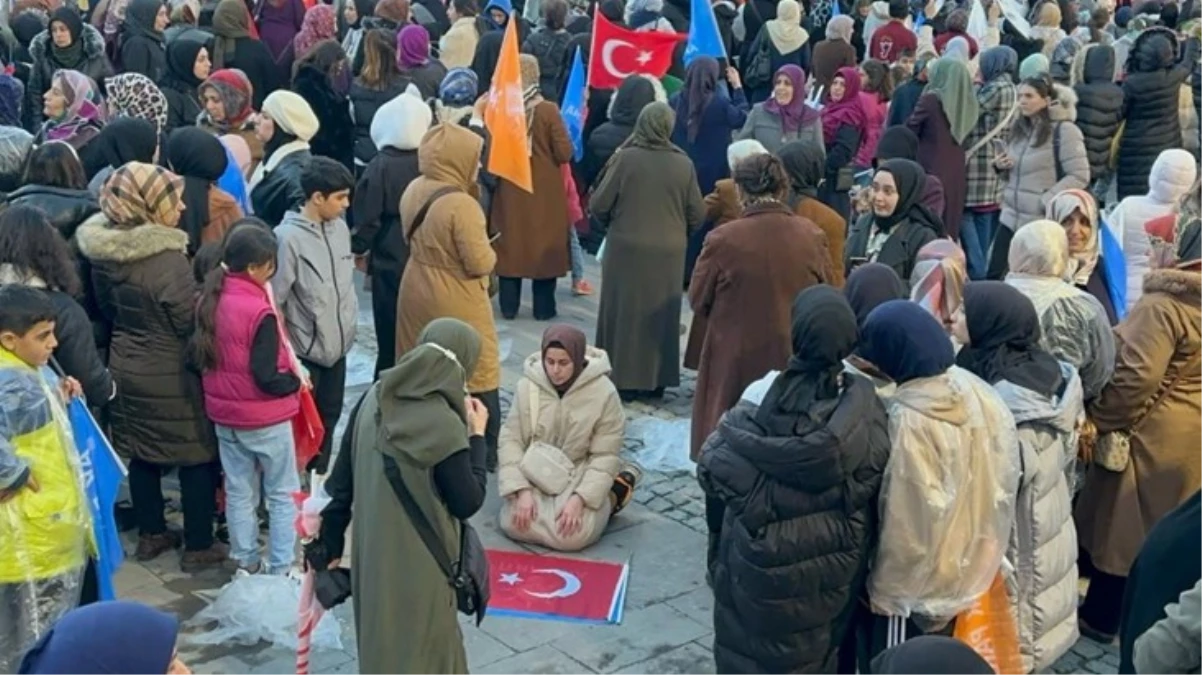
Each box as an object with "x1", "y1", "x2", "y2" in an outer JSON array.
[
  {"x1": 635, "y1": 50, "x2": 653, "y2": 65},
  {"x1": 499, "y1": 572, "x2": 522, "y2": 586}
]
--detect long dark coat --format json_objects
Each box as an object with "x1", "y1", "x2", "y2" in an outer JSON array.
[
  {"x1": 687, "y1": 202, "x2": 833, "y2": 459},
  {"x1": 906, "y1": 92, "x2": 965, "y2": 240},
  {"x1": 492, "y1": 100, "x2": 574, "y2": 280},
  {"x1": 74, "y1": 214, "x2": 215, "y2": 466},
  {"x1": 589, "y1": 144, "x2": 705, "y2": 391}
]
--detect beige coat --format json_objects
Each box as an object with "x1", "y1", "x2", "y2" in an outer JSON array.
[
  {"x1": 1075, "y1": 268, "x2": 1202, "y2": 576},
  {"x1": 395, "y1": 124, "x2": 501, "y2": 393},
  {"x1": 439, "y1": 17, "x2": 481, "y2": 70},
  {"x1": 497, "y1": 347, "x2": 626, "y2": 551}
]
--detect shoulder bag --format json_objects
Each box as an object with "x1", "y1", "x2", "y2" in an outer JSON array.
[
  {"x1": 407, "y1": 185, "x2": 499, "y2": 297},
  {"x1": 516, "y1": 379, "x2": 576, "y2": 495},
  {"x1": 964, "y1": 98, "x2": 1018, "y2": 162},
  {"x1": 1094, "y1": 350, "x2": 1202, "y2": 472}
]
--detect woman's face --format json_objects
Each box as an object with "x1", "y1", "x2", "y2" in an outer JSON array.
[
  {"x1": 1061, "y1": 208, "x2": 1093, "y2": 254},
  {"x1": 772, "y1": 75, "x2": 794, "y2": 105},
  {"x1": 254, "y1": 113, "x2": 275, "y2": 143},
  {"x1": 193, "y1": 47, "x2": 212, "y2": 81},
  {"x1": 343, "y1": 1, "x2": 359, "y2": 24},
  {"x1": 951, "y1": 306, "x2": 969, "y2": 344},
  {"x1": 543, "y1": 347, "x2": 575, "y2": 387},
  {"x1": 201, "y1": 88, "x2": 226, "y2": 122},
  {"x1": 155, "y1": 4, "x2": 170, "y2": 31},
  {"x1": 870, "y1": 171, "x2": 900, "y2": 217},
  {"x1": 1017, "y1": 84, "x2": 1049, "y2": 117},
  {"x1": 165, "y1": 199, "x2": 185, "y2": 228},
  {"x1": 43, "y1": 84, "x2": 67, "y2": 119},
  {"x1": 830, "y1": 76, "x2": 846, "y2": 102},
  {"x1": 50, "y1": 21, "x2": 73, "y2": 48}
]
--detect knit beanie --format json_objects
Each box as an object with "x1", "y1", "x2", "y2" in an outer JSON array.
[
  {"x1": 439, "y1": 67, "x2": 479, "y2": 106},
  {"x1": 261, "y1": 90, "x2": 320, "y2": 142}
]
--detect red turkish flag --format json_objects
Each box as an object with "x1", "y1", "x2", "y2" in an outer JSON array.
[
  {"x1": 587, "y1": 13, "x2": 685, "y2": 89},
  {"x1": 486, "y1": 549, "x2": 629, "y2": 623}
]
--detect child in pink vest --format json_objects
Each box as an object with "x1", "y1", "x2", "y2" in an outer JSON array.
[{"x1": 196, "y1": 223, "x2": 303, "y2": 575}]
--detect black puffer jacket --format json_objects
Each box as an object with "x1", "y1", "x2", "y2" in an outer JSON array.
[
  {"x1": 293, "y1": 65, "x2": 355, "y2": 172},
  {"x1": 1073, "y1": 45, "x2": 1124, "y2": 180},
  {"x1": 3, "y1": 184, "x2": 99, "y2": 241},
  {"x1": 1117, "y1": 30, "x2": 1198, "y2": 199},
  {"x1": 521, "y1": 28, "x2": 572, "y2": 102},
  {"x1": 251, "y1": 147, "x2": 311, "y2": 227},
  {"x1": 697, "y1": 375, "x2": 890, "y2": 674},
  {"x1": 581, "y1": 75, "x2": 659, "y2": 189}
]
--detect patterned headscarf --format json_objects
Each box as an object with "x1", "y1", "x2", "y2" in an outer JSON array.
[
  {"x1": 439, "y1": 68, "x2": 478, "y2": 106},
  {"x1": 1045, "y1": 188, "x2": 1100, "y2": 285},
  {"x1": 909, "y1": 239, "x2": 968, "y2": 332},
  {"x1": 105, "y1": 73, "x2": 169, "y2": 133},
  {"x1": 98, "y1": 162, "x2": 185, "y2": 228},
  {"x1": 45, "y1": 70, "x2": 107, "y2": 143},
  {"x1": 293, "y1": 4, "x2": 337, "y2": 60},
  {"x1": 199, "y1": 68, "x2": 254, "y2": 131}
]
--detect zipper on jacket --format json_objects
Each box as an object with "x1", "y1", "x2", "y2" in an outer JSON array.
[{"x1": 320, "y1": 224, "x2": 347, "y2": 358}]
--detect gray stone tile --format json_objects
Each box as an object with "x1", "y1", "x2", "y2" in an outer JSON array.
[
  {"x1": 572, "y1": 516, "x2": 707, "y2": 611},
  {"x1": 476, "y1": 612, "x2": 593, "y2": 653},
  {"x1": 553, "y1": 603, "x2": 711, "y2": 673},
  {"x1": 113, "y1": 559, "x2": 163, "y2": 593},
  {"x1": 473, "y1": 645, "x2": 595, "y2": 674},
  {"x1": 462, "y1": 621, "x2": 517, "y2": 669},
  {"x1": 664, "y1": 587, "x2": 714, "y2": 627},
  {"x1": 613, "y1": 641, "x2": 716, "y2": 674}
]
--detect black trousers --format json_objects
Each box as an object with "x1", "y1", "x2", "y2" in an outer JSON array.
[
  {"x1": 472, "y1": 389, "x2": 501, "y2": 468},
  {"x1": 1080, "y1": 569, "x2": 1126, "y2": 636},
  {"x1": 705, "y1": 495, "x2": 725, "y2": 572},
  {"x1": 302, "y1": 356, "x2": 347, "y2": 475},
  {"x1": 498, "y1": 277, "x2": 557, "y2": 320},
  {"x1": 79, "y1": 557, "x2": 98, "y2": 606},
  {"x1": 371, "y1": 267, "x2": 401, "y2": 379},
  {"x1": 986, "y1": 224, "x2": 1015, "y2": 280},
  {"x1": 128, "y1": 458, "x2": 217, "y2": 551}
]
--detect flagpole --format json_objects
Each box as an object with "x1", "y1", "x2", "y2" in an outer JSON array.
[{"x1": 587, "y1": 11, "x2": 600, "y2": 89}]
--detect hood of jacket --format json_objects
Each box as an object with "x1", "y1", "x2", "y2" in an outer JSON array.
[
  {"x1": 1148, "y1": 149, "x2": 1198, "y2": 204},
  {"x1": 521, "y1": 345, "x2": 613, "y2": 395},
  {"x1": 890, "y1": 368, "x2": 974, "y2": 426},
  {"x1": 994, "y1": 360, "x2": 1082, "y2": 431},
  {"x1": 30, "y1": 23, "x2": 107, "y2": 65},
  {"x1": 1049, "y1": 83, "x2": 1078, "y2": 122},
  {"x1": 606, "y1": 74, "x2": 666, "y2": 125},
  {"x1": 370, "y1": 85, "x2": 433, "y2": 151},
  {"x1": 417, "y1": 122, "x2": 484, "y2": 191},
  {"x1": 1079, "y1": 43, "x2": 1116, "y2": 84},
  {"x1": 74, "y1": 213, "x2": 190, "y2": 264},
  {"x1": 713, "y1": 374, "x2": 879, "y2": 494},
  {"x1": 1130, "y1": 26, "x2": 1177, "y2": 72},
  {"x1": 1144, "y1": 267, "x2": 1202, "y2": 306}
]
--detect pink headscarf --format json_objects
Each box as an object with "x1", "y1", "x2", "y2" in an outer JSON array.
[
  {"x1": 910, "y1": 239, "x2": 968, "y2": 332},
  {"x1": 293, "y1": 4, "x2": 336, "y2": 60},
  {"x1": 820, "y1": 66, "x2": 866, "y2": 144},
  {"x1": 397, "y1": 25, "x2": 431, "y2": 69}
]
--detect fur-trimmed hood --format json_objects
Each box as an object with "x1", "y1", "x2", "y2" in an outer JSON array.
[
  {"x1": 1050, "y1": 84, "x2": 1078, "y2": 122},
  {"x1": 74, "y1": 213, "x2": 190, "y2": 264},
  {"x1": 30, "y1": 23, "x2": 107, "y2": 65},
  {"x1": 1144, "y1": 267, "x2": 1202, "y2": 305}
]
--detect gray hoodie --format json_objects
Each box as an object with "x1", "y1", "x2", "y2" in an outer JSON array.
[{"x1": 272, "y1": 210, "x2": 359, "y2": 367}]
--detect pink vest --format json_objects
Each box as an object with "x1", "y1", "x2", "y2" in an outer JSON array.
[{"x1": 202, "y1": 274, "x2": 300, "y2": 429}]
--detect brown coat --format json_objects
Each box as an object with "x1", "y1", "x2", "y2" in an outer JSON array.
[
  {"x1": 202, "y1": 186, "x2": 243, "y2": 246},
  {"x1": 685, "y1": 179, "x2": 743, "y2": 370},
  {"x1": 687, "y1": 202, "x2": 833, "y2": 459},
  {"x1": 395, "y1": 124, "x2": 501, "y2": 393},
  {"x1": 491, "y1": 100, "x2": 574, "y2": 280},
  {"x1": 795, "y1": 196, "x2": 846, "y2": 286},
  {"x1": 1075, "y1": 268, "x2": 1202, "y2": 576},
  {"x1": 811, "y1": 39, "x2": 858, "y2": 90}
]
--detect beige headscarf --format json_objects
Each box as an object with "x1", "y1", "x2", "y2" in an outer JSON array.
[
  {"x1": 519, "y1": 54, "x2": 543, "y2": 156},
  {"x1": 765, "y1": 0, "x2": 809, "y2": 54},
  {"x1": 99, "y1": 162, "x2": 185, "y2": 229},
  {"x1": 1046, "y1": 189, "x2": 1100, "y2": 285}
]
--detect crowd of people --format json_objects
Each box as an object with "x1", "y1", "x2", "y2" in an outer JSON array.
[{"x1": 0, "y1": 0, "x2": 1199, "y2": 670}]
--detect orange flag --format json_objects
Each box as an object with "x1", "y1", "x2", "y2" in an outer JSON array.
[{"x1": 484, "y1": 14, "x2": 533, "y2": 193}]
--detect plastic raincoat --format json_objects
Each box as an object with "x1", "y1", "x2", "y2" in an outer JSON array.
[
  {"x1": 0, "y1": 348, "x2": 90, "y2": 673},
  {"x1": 868, "y1": 366, "x2": 1021, "y2": 626}
]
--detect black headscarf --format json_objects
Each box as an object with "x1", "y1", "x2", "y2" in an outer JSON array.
[
  {"x1": 681, "y1": 56, "x2": 719, "y2": 143},
  {"x1": 844, "y1": 262, "x2": 906, "y2": 328},
  {"x1": 870, "y1": 635, "x2": 995, "y2": 674},
  {"x1": 955, "y1": 281, "x2": 1064, "y2": 398},
  {"x1": 124, "y1": 0, "x2": 166, "y2": 44},
  {"x1": 872, "y1": 125, "x2": 920, "y2": 167},
  {"x1": 13, "y1": 12, "x2": 48, "y2": 50},
  {"x1": 471, "y1": 30, "x2": 505, "y2": 95},
  {"x1": 872, "y1": 158, "x2": 930, "y2": 233},
  {"x1": 608, "y1": 75, "x2": 657, "y2": 127},
  {"x1": 778, "y1": 139, "x2": 824, "y2": 202},
  {"x1": 164, "y1": 36, "x2": 207, "y2": 89},
  {"x1": 755, "y1": 286, "x2": 858, "y2": 435},
  {"x1": 85, "y1": 116, "x2": 158, "y2": 177},
  {"x1": 859, "y1": 299, "x2": 954, "y2": 384},
  {"x1": 166, "y1": 127, "x2": 228, "y2": 253},
  {"x1": 48, "y1": 8, "x2": 86, "y2": 67}
]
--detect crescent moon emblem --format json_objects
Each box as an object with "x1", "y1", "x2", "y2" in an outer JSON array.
[
  {"x1": 523, "y1": 568, "x2": 582, "y2": 599},
  {"x1": 601, "y1": 40, "x2": 637, "y2": 79}
]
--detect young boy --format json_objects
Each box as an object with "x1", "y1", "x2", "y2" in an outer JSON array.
[
  {"x1": 0, "y1": 286, "x2": 88, "y2": 673},
  {"x1": 868, "y1": 0, "x2": 918, "y2": 63},
  {"x1": 272, "y1": 156, "x2": 358, "y2": 475}
]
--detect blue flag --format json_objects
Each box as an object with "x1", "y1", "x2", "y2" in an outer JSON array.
[
  {"x1": 560, "y1": 47, "x2": 587, "y2": 162},
  {"x1": 684, "y1": 0, "x2": 726, "y2": 65},
  {"x1": 68, "y1": 399, "x2": 126, "y2": 601},
  {"x1": 913, "y1": 10, "x2": 925, "y2": 33}
]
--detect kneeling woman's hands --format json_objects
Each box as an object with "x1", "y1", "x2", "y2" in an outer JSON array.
[
  {"x1": 556, "y1": 494, "x2": 585, "y2": 538},
  {"x1": 511, "y1": 488, "x2": 538, "y2": 532}
]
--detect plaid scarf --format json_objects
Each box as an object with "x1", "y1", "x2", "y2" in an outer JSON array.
[{"x1": 98, "y1": 162, "x2": 185, "y2": 228}]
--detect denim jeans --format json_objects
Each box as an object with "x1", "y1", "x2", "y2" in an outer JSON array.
[
  {"x1": 216, "y1": 421, "x2": 299, "y2": 573},
  {"x1": 960, "y1": 210, "x2": 999, "y2": 281},
  {"x1": 569, "y1": 228, "x2": 584, "y2": 283}
]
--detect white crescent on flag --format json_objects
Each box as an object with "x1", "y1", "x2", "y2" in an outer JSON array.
[
  {"x1": 601, "y1": 40, "x2": 637, "y2": 79},
  {"x1": 524, "y1": 568, "x2": 583, "y2": 599}
]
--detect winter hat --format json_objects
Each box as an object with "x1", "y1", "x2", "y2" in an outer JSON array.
[
  {"x1": 18, "y1": 601, "x2": 179, "y2": 674},
  {"x1": 1115, "y1": 5, "x2": 1132, "y2": 26},
  {"x1": 1148, "y1": 148, "x2": 1199, "y2": 204},
  {"x1": 1019, "y1": 52, "x2": 1050, "y2": 78},
  {"x1": 371, "y1": 84, "x2": 433, "y2": 150},
  {"x1": 440, "y1": 68, "x2": 479, "y2": 106},
  {"x1": 260, "y1": 90, "x2": 319, "y2": 142}
]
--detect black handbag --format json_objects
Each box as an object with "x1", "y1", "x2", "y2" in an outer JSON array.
[{"x1": 382, "y1": 455, "x2": 490, "y2": 625}]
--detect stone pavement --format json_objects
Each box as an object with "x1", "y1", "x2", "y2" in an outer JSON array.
[{"x1": 113, "y1": 258, "x2": 1118, "y2": 674}]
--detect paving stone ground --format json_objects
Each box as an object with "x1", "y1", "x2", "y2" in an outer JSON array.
[{"x1": 115, "y1": 258, "x2": 1118, "y2": 674}]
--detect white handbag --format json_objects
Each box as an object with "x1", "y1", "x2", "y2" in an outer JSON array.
[{"x1": 517, "y1": 380, "x2": 575, "y2": 495}]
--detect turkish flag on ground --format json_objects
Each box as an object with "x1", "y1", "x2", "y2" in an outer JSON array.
[
  {"x1": 484, "y1": 14, "x2": 533, "y2": 192},
  {"x1": 486, "y1": 549, "x2": 630, "y2": 623},
  {"x1": 587, "y1": 13, "x2": 685, "y2": 89}
]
